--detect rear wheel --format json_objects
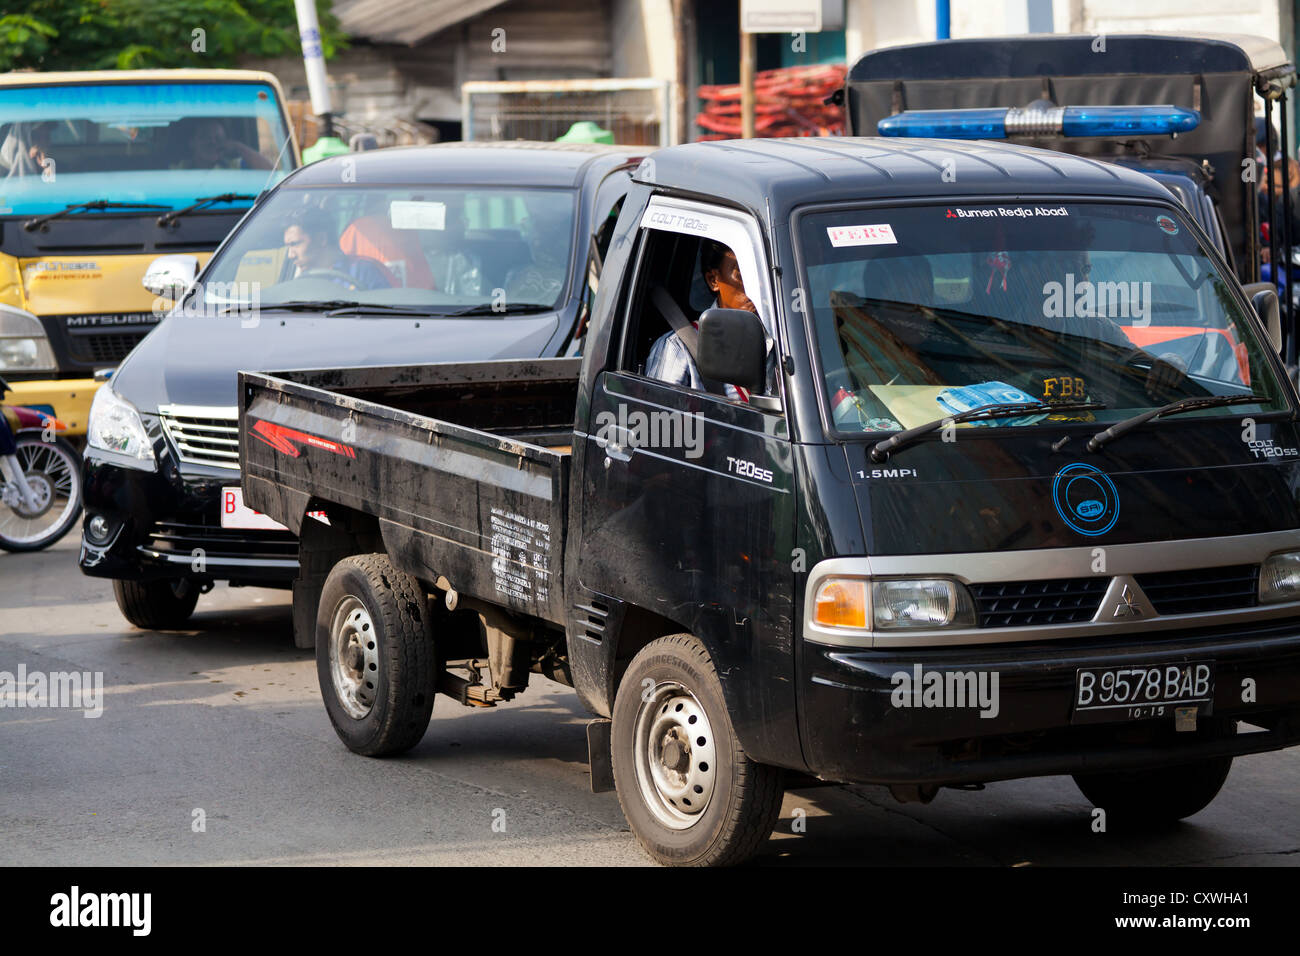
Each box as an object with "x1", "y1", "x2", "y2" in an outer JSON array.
[
  {"x1": 611, "y1": 634, "x2": 784, "y2": 866},
  {"x1": 1073, "y1": 719, "x2": 1235, "y2": 826},
  {"x1": 113, "y1": 578, "x2": 200, "y2": 629},
  {"x1": 316, "y1": 553, "x2": 435, "y2": 756}
]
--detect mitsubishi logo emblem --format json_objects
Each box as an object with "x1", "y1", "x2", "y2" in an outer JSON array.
[{"x1": 1112, "y1": 583, "x2": 1143, "y2": 619}]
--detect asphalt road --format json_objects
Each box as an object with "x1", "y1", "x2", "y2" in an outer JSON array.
[{"x1": 3, "y1": 535, "x2": 1298, "y2": 867}]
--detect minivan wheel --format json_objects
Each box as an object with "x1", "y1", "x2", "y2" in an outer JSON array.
[
  {"x1": 316, "y1": 554, "x2": 435, "y2": 757},
  {"x1": 113, "y1": 578, "x2": 199, "y2": 629},
  {"x1": 611, "y1": 634, "x2": 783, "y2": 866},
  {"x1": 1072, "y1": 719, "x2": 1235, "y2": 826}
]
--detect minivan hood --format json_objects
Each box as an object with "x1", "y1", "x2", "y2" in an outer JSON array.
[
  {"x1": 846, "y1": 418, "x2": 1300, "y2": 554},
  {"x1": 110, "y1": 310, "x2": 562, "y2": 410}
]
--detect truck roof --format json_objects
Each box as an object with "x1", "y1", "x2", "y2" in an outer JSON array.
[
  {"x1": 0, "y1": 68, "x2": 287, "y2": 87},
  {"x1": 636, "y1": 137, "x2": 1176, "y2": 220},
  {"x1": 848, "y1": 33, "x2": 1293, "y2": 82},
  {"x1": 287, "y1": 141, "x2": 645, "y2": 189}
]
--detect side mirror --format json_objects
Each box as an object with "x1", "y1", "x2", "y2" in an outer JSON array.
[
  {"x1": 697, "y1": 307, "x2": 766, "y2": 394},
  {"x1": 142, "y1": 254, "x2": 199, "y2": 300},
  {"x1": 1250, "y1": 286, "x2": 1283, "y2": 353}
]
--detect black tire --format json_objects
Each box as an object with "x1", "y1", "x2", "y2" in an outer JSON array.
[
  {"x1": 316, "y1": 553, "x2": 435, "y2": 757},
  {"x1": 0, "y1": 436, "x2": 83, "y2": 552},
  {"x1": 113, "y1": 578, "x2": 200, "y2": 629},
  {"x1": 1073, "y1": 720, "x2": 1235, "y2": 827},
  {"x1": 611, "y1": 633, "x2": 784, "y2": 866}
]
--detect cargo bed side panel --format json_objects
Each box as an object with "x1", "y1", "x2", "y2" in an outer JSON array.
[{"x1": 240, "y1": 372, "x2": 567, "y2": 625}]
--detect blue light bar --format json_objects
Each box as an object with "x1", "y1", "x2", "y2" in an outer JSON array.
[
  {"x1": 877, "y1": 105, "x2": 1200, "y2": 140},
  {"x1": 1060, "y1": 106, "x2": 1200, "y2": 137},
  {"x1": 876, "y1": 109, "x2": 1009, "y2": 139}
]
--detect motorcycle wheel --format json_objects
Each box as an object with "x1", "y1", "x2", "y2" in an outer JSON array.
[{"x1": 0, "y1": 435, "x2": 84, "y2": 552}]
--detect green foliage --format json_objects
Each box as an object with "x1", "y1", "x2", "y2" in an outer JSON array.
[{"x1": 0, "y1": 0, "x2": 346, "y2": 72}]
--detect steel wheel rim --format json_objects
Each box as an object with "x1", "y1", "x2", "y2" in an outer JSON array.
[
  {"x1": 633, "y1": 680, "x2": 719, "y2": 830},
  {"x1": 0, "y1": 441, "x2": 79, "y2": 545},
  {"x1": 329, "y1": 596, "x2": 379, "y2": 719}
]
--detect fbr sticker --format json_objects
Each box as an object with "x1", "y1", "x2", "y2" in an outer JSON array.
[{"x1": 827, "y1": 223, "x2": 897, "y2": 247}]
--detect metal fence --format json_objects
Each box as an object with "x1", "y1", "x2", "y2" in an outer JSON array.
[{"x1": 462, "y1": 78, "x2": 672, "y2": 148}]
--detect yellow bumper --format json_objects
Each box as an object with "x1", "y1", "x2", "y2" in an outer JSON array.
[{"x1": 4, "y1": 378, "x2": 101, "y2": 436}]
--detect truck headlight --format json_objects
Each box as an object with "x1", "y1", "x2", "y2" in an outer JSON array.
[
  {"x1": 812, "y1": 577, "x2": 977, "y2": 631},
  {"x1": 1260, "y1": 552, "x2": 1300, "y2": 603},
  {"x1": 0, "y1": 305, "x2": 56, "y2": 372},
  {"x1": 87, "y1": 385, "x2": 155, "y2": 465}
]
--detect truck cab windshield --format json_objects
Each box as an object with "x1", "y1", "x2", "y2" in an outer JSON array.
[{"x1": 798, "y1": 202, "x2": 1288, "y2": 434}]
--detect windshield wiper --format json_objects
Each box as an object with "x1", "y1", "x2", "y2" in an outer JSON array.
[
  {"x1": 24, "y1": 200, "x2": 171, "y2": 232},
  {"x1": 157, "y1": 193, "x2": 255, "y2": 228},
  {"x1": 1087, "y1": 394, "x2": 1269, "y2": 452},
  {"x1": 440, "y1": 303, "x2": 553, "y2": 317},
  {"x1": 218, "y1": 300, "x2": 435, "y2": 316},
  {"x1": 869, "y1": 401, "x2": 1106, "y2": 462}
]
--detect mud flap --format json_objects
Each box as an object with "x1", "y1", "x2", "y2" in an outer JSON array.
[{"x1": 587, "y1": 718, "x2": 614, "y2": 793}]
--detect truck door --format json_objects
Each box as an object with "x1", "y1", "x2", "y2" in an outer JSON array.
[{"x1": 575, "y1": 198, "x2": 800, "y2": 766}]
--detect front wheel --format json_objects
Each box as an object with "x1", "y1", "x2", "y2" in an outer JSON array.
[
  {"x1": 0, "y1": 436, "x2": 83, "y2": 552},
  {"x1": 1073, "y1": 719, "x2": 1235, "y2": 827},
  {"x1": 316, "y1": 553, "x2": 436, "y2": 756},
  {"x1": 113, "y1": 578, "x2": 200, "y2": 629},
  {"x1": 611, "y1": 634, "x2": 784, "y2": 866}
]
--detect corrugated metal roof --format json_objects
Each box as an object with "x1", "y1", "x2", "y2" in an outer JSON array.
[{"x1": 332, "y1": 0, "x2": 511, "y2": 46}]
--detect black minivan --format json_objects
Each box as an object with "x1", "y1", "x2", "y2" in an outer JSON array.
[{"x1": 79, "y1": 142, "x2": 638, "y2": 632}]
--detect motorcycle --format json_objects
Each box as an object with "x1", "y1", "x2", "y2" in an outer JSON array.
[{"x1": 0, "y1": 375, "x2": 83, "y2": 552}]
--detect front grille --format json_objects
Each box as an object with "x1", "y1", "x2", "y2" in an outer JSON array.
[
  {"x1": 67, "y1": 331, "x2": 148, "y2": 364},
  {"x1": 158, "y1": 405, "x2": 240, "y2": 470},
  {"x1": 1135, "y1": 565, "x2": 1259, "y2": 615},
  {"x1": 971, "y1": 577, "x2": 1109, "y2": 628}
]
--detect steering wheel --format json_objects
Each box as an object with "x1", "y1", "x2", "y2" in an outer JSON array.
[{"x1": 300, "y1": 267, "x2": 359, "y2": 291}]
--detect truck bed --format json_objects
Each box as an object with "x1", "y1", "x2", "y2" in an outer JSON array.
[{"x1": 238, "y1": 358, "x2": 578, "y2": 625}]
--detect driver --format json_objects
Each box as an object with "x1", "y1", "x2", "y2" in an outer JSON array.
[{"x1": 282, "y1": 209, "x2": 393, "y2": 291}]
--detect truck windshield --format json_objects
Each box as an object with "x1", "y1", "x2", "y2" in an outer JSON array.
[
  {"x1": 196, "y1": 185, "x2": 577, "y2": 313},
  {"x1": 0, "y1": 81, "x2": 292, "y2": 216},
  {"x1": 797, "y1": 202, "x2": 1288, "y2": 433}
]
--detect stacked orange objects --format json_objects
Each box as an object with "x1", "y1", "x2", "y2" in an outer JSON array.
[{"x1": 696, "y1": 63, "x2": 847, "y2": 140}]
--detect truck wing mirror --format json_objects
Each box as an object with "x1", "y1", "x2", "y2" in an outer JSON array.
[
  {"x1": 143, "y1": 254, "x2": 199, "y2": 300},
  {"x1": 697, "y1": 307, "x2": 767, "y2": 395},
  {"x1": 1249, "y1": 286, "x2": 1283, "y2": 353}
]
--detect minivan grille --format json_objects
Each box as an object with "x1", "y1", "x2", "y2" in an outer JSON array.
[
  {"x1": 970, "y1": 577, "x2": 1109, "y2": 628},
  {"x1": 1135, "y1": 565, "x2": 1259, "y2": 615},
  {"x1": 158, "y1": 405, "x2": 240, "y2": 470}
]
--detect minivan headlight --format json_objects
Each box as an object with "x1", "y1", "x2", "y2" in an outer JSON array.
[
  {"x1": 87, "y1": 385, "x2": 155, "y2": 465},
  {"x1": 812, "y1": 576, "x2": 977, "y2": 631},
  {"x1": 1260, "y1": 551, "x2": 1300, "y2": 603}
]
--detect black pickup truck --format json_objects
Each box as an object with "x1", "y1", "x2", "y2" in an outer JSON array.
[{"x1": 241, "y1": 137, "x2": 1300, "y2": 866}]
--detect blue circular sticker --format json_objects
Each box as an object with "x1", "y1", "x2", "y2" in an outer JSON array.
[
  {"x1": 1156, "y1": 214, "x2": 1179, "y2": 236},
  {"x1": 1052, "y1": 462, "x2": 1120, "y2": 536}
]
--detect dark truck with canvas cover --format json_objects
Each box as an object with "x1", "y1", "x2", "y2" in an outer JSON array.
[
  {"x1": 843, "y1": 33, "x2": 1300, "y2": 362},
  {"x1": 240, "y1": 137, "x2": 1300, "y2": 866}
]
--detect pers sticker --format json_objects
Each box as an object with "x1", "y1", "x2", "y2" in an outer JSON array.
[{"x1": 827, "y1": 223, "x2": 897, "y2": 247}]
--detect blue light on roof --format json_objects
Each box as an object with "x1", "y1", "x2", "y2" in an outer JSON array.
[
  {"x1": 877, "y1": 105, "x2": 1201, "y2": 140},
  {"x1": 1061, "y1": 106, "x2": 1200, "y2": 137},
  {"x1": 876, "y1": 109, "x2": 1008, "y2": 139}
]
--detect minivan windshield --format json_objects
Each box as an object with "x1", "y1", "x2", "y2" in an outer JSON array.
[
  {"x1": 198, "y1": 185, "x2": 576, "y2": 314},
  {"x1": 798, "y1": 202, "x2": 1287, "y2": 432},
  {"x1": 0, "y1": 81, "x2": 292, "y2": 215}
]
